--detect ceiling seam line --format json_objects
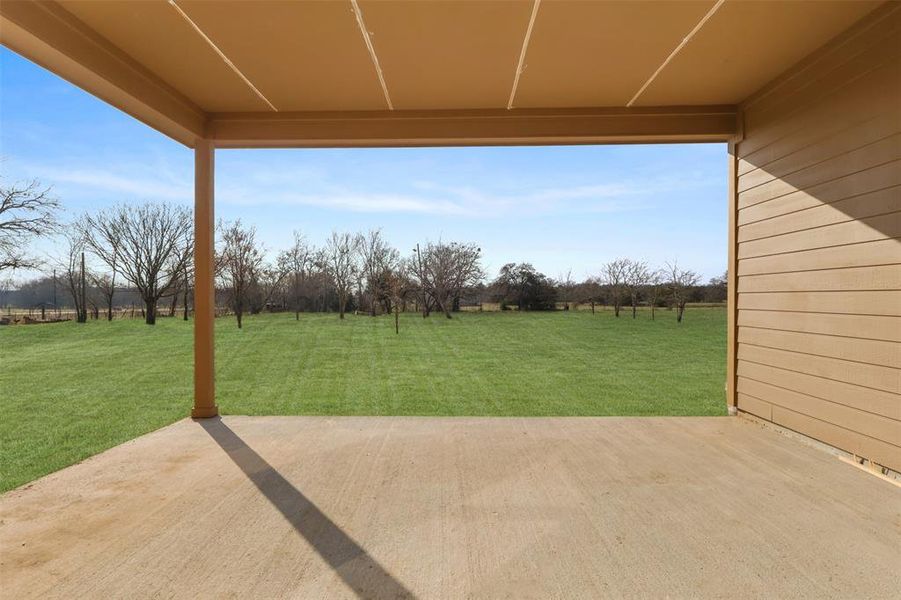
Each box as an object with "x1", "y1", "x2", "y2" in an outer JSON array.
[
  {"x1": 35, "y1": 2, "x2": 207, "y2": 120},
  {"x1": 626, "y1": 0, "x2": 726, "y2": 107},
  {"x1": 167, "y1": 0, "x2": 278, "y2": 112},
  {"x1": 507, "y1": 0, "x2": 541, "y2": 110},
  {"x1": 350, "y1": 0, "x2": 394, "y2": 111}
]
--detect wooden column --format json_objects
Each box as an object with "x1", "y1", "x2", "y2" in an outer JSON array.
[
  {"x1": 191, "y1": 139, "x2": 218, "y2": 418},
  {"x1": 725, "y1": 138, "x2": 739, "y2": 413}
]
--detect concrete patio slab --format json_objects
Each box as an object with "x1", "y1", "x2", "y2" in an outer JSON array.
[{"x1": 1, "y1": 416, "x2": 898, "y2": 599}]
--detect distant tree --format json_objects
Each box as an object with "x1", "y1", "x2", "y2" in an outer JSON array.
[
  {"x1": 412, "y1": 241, "x2": 482, "y2": 319},
  {"x1": 601, "y1": 258, "x2": 629, "y2": 317},
  {"x1": 179, "y1": 263, "x2": 189, "y2": 321},
  {"x1": 705, "y1": 271, "x2": 728, "y2": 303},
  {"x1": 165, "y1": 242, "x2": 196, "y2": 319},
  {"x1": 308, "y1": 248, "x2": 333, "y2": 313},
  {"x1": 646, "y1": 269, "x2": 664, "y2": 320},
  {"x1": 624, "y1": 259, "x2": 650, "y2": 318},
  {"x1": 409, "y1": 243, "x2": 435, "y2": 317},
  {"x1": 165, "y1": 277, "x2": 183, "y2": 317},
  {"x1": 91, "y1": 271, "x2": 117, "y2": 321},
  {"x1": 218, "y1": 220, "x2": 265, "y2": 328},
  {"x1": 574, "y1": 278, "x2": 603, "y2": 314},
  {"x1": 325, "y1": 231, "x2": 359, "y2": 319},
  {"x1": 464, "y1": 281, "x2": 489, "y2": 312},
  {"x1": 248, "y1": 265, "x2": 287, "y2": 315},
  {"x1": 667, "y1": 261, "x2": 702, "y2": 323},
  {"x1": 493, "y1": 263, "x2": 557, "y2": 311},
  {"x1": 58, "y1": 230, "x2": 88, "y2": 323},
  {"x1": 558, "y1": 269, "x2": 575, "y2": 311},
  {"x1": 0, "y1": 275, "x2": 14, "y2": 308},
  {"x1": 386, "y1": 261, "x2": 412, "y2": 334},
  {"x1": 278, "y1": 231, "x2": 313, "y2": 320},
  {"x1": 495, "y1": 263, "x2": 529, "y2": 311},
  {"x1": 77, "y1": 214, "x2": 120, "y2": 321},
  {"x1": 87, "y1": 292, "x2": 100, "y2": 320},
  {"x1": 356, "y1": 228, "x2": 399, "y2": 316},
  {"x1": 83, "y1": 202, "x2": 192, "y2": 325},
  {"x1": 0, "y1": 179, "x2": 60, "y2": 273}
]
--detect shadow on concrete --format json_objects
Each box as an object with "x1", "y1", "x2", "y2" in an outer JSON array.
[{"x1": 200, "y1": 417, "x2": 415, "y2": 600}]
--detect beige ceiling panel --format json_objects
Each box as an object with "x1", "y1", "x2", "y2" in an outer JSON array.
[
  {"x1": 358, "y1": 0, "x2": 533, "y2": 110},
  {"x1": 513, "y1": 0, "x2": 716, "y2": 108},
  {"x1": 634, "y1": 0, "x2": 885, "y2": 106},
  {"x1": 177, "y1": 0, "x2": 387, "y2": 112},
  {"x1": 58, "y1": 0, "x2": 270, "y2": 112}
]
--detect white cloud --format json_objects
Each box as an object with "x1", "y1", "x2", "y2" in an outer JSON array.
[
  {"x1": 9, "y1": 156, "x2": 718, "y2": 218},
  {"x1": 218, "y1": 189, "x2": 470, "y2": 216},
  {"x1": 11, "y1": 161, "x2": 192, "y2": 203},
  {"x1": 212, "y1": 176, "x2": 694, "y2": 217},
  {"x1": 47, "y1": 169, "x2": 190, "y2": 201}
]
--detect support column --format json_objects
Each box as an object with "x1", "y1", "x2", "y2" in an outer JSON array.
[
  {"x1": 192, "y1": 139, "x2": 218, "y2": 418},
  {"x1": 725, "y1": 138, "x2": 739, "y2": 414}
]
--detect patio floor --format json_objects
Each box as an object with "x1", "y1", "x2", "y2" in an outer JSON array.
[{"x1": 1, "y1": 416, "x2": 898, "y2": 599}]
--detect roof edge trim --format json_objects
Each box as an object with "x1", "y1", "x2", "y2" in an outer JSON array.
[{"x1": 0, "y1": 0, "x2": 207, "y2": 147}]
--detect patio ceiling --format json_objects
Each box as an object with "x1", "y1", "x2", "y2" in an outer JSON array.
[{"x1": 0, "y1": 0, "x2": 886, "y2": 147}]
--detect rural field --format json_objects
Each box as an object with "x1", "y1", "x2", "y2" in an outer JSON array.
[{"x1": 0, "y1": 308, "x2": 725, "y2": 492}]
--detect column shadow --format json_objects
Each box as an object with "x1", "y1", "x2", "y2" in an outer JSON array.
[{"x1": 199, "y1": 418, "x2": 416, "y2": 600}]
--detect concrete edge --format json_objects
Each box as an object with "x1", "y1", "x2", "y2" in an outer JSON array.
[{"x1": 736, "y1": 410, "x2": 901, "y2": 484}]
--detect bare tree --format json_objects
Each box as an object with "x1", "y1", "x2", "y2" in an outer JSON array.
[
  {"x1": 248, "y1": 265, "x2": 287, "y2": 315},
  {"x1": 356, "y1": 228, "x2": 399, "y2": 316},
  {"x1": 309, "y1": 248, "x2": 332, "y2": 313},
  {"x1": 180, "y1": 259, "x2": 193, "y2": 321},
  {"x1": 83, "y1": 202, "x2": 192, "y2": 325},
  {"x1": 625, "y1": 259, "x2": 650, "y2": 318},
  {"x1": 646, "y1": 269, "x2": 664, "y2": 320},
  {"x1": 412, "y1": 241, "x2": 482, "y2": 319},
  {"x1": 705, "y1": 270, "x2": 728, "y2": 303},
  {"x1": 601, "y1": 258, "x2": 629, "y2": 317},
  {"x1": 78, "y1": 214, "x2": 119, "y2": 321},
  {"x1": 165, "y1": 278, "x2": 182, "y2": 317},
  {"x1": 409, "y1": 243, "x2": 434, "y2": 318},
  {"x1": 278, "y1": 231, "x2": 313, "y2": 320},
  {"x1": 667, "y1": 261, "x2": 701, "y2": 323},
  {"x1": 386, "y1": 260, "x2": 412, "y2": 334},
  {"x1": 576, "y1": 277, "x2": 603, "y2": 314},
  {"x1": 91, "y1": 271, "x2": 117, "y2": 321},
  {"x1": 58, "y1": 230, "x2": 88, "y2": 323},
  {"x1": 325, "y1": 231, "x2": 359, "y2": 319},
  {"x1": 0, "y1": 179, "x2": 60, "y2": 273},
  {"x1": 218, "y1": 220, "x2": 264, "y2": 329}
]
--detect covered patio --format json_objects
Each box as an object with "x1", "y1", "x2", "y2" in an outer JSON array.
[
  {"x1": 0, "y1": 0, "x2": 898, "y2": 597},
  {"x1": 3, "y1": 416, "x2": 899, "y2": 598}
]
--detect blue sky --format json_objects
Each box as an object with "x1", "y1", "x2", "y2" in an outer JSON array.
[{"x1": 1, "y1": 47, "x2": 726, "y2": 282}]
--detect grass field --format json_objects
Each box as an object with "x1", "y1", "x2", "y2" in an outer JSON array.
[{"x1": 0, "y1": 308, "x2": 726, "y2": 492}]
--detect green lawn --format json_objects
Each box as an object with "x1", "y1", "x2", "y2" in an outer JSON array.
[{"x1": 0, "y1": 308, "x2": 726, "y2": 492}]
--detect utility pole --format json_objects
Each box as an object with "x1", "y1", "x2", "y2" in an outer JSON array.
[{"x1": 79, "y1": 251, "x2": 87, "y2": 323}]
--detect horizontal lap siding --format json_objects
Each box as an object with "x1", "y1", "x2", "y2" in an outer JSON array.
[{"x1": 735, "y1": 4, "x2": 901, "y2": 470}]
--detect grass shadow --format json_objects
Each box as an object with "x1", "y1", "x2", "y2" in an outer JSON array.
[{"x1": 199, "y1": 417, "x2": 415, "y2": 599}]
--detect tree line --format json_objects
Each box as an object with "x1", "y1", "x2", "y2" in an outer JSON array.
[{"x1": 1, "y1": 185, "x2": 725, "y2": 329}]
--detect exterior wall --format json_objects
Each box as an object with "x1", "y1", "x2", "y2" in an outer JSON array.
[{"x1": 733, "y1": 4, "x2": 901, "y2": 470}]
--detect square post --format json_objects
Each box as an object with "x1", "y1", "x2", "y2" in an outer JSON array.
[
  {"x1": 725, "y1": 138, "x2": 739, "y2": 413},
  {"x1": 192, "y1": 139, "x2": 218, "y2": 418}
]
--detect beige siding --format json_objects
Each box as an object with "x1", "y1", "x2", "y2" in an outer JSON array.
[{"x1": 734, "y1": 5, "x2": 901, "y2": 471}]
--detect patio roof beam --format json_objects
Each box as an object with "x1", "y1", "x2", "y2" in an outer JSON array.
[
  {"x1": 0, "y1": 0, "x2": 206, "y2": 147},
  {"x1": 207, "y1": 106, "x2": 739, "y2": 149}
]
